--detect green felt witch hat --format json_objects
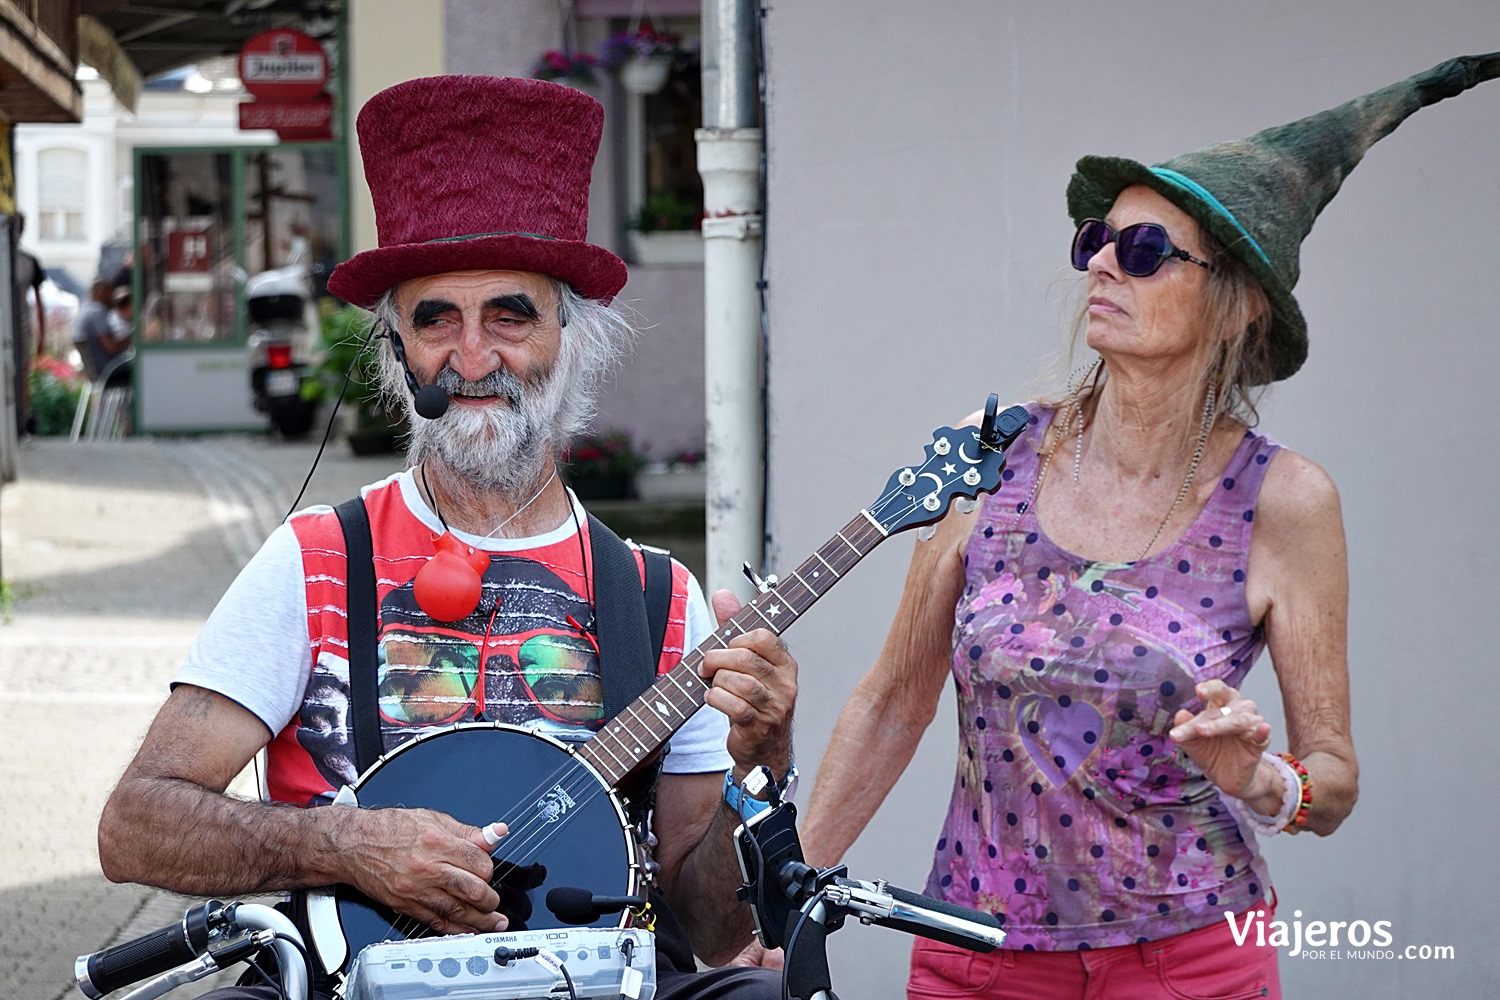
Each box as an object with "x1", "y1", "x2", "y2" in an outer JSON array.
[{"x1": 1067, "y1": 52, "x2": 1500, "y2": 382}]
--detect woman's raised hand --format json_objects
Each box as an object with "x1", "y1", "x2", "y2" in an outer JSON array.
[{"x1": 1168, "y1": 679, "x2": 1274, "y2": 801}]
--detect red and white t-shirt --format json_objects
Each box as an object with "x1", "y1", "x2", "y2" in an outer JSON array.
[{"x1": 175, "y1": 470, "x2": 731, "y2": 806}]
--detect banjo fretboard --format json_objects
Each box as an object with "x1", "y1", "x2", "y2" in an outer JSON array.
[{"x1": 576, "y1": 512, "x2": 888, "y2": 786}]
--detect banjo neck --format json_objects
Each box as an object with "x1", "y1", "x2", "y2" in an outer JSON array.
[
  {"x1": 574, "y1": 403, "x2": 1027, "y2": 788},
  {"x1": 575, "y1": 511, "x2": 886, "y2": 787}
]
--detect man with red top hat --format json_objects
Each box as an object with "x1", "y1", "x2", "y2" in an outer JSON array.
[{"x1": 97, "y1": 76, "x2": 789, "y2": 998}]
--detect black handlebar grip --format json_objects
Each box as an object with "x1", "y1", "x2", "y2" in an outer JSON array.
[
  {"x1": 877, "y1": 884, "x2": 1003, "y2": 953},
  {"x1": 77, "y1": 901, "x2": 218, "y2": 999}
]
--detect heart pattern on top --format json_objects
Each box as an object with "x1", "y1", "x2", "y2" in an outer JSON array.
[{"x1": 1015, "y1": 694, "x2": 1104, "y2": 788}]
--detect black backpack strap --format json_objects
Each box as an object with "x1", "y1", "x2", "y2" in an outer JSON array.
[
  {"x1": 334, "y1": 497, "x2": 384, "y2": 775},
  {"x1": 587, "y1": 514, "x2": 657, "y2": 720}
]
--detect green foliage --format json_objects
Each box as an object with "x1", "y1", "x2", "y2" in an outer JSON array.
[
  {"x1": 315, "y1": 305, "x2": 400, "y2": 422},
  {"x1": 629, "y1": 190, "x2": 702, "y2": 233},
  {"x1": 0, "y1": 579, "x2": 42, "y2": 624},
  {"x1": 27, "y1": 360, "x2": 85, "y2": 436}
]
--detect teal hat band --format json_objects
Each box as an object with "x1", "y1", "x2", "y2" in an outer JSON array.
[{"x1": 1150, "y1": 168, "x2": 1271, "y2": 269}]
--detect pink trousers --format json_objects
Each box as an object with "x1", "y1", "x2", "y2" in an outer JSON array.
[{"x1": 908, "y1": 908, "x2": 1280, "y2": 1000}]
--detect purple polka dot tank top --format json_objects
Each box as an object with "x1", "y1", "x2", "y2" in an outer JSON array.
[{"x1": 924, "y1": 405, "x2": 1280, "y2": 950}]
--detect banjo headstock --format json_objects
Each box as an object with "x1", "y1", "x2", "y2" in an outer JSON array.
[{"x1": 867, "y1": 400, "x2": 1029, "y2": 535}]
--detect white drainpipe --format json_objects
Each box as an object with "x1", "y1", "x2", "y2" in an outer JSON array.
[{"x1": 697, "y1": 0, "x2": 764, "y2": 598}]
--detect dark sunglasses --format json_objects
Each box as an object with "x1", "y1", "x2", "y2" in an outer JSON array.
[{"x1": 1071, "y1": 218, "x2": 1210, "y2": 277}]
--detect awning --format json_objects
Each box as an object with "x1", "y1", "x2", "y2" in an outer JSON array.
[
  {"x1": 0, "y1": 4, "x2": 82, "y2": 122},
  {"x1": 80, "y1": 0, "x2": 339, "y2": 88},
  {"x1": 78, "y1": 15, "x2": 141, "y2": 111}
]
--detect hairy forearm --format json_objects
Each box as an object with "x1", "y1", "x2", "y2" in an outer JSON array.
[
  {"x1": 98, "y1": 775, "x2": 343, "y2": 895},
  {"x1": 663, "y1": 798, "x2": 759, "y2": 964}
]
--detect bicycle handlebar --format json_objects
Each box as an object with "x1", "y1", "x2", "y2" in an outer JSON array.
[{"x1": 75, "y1": 900, "x2": 308, "y2": 1000}]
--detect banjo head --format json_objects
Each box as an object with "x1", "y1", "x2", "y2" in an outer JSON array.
[{"x1": 331, "y1": 723, "x2": 642, "y2": 963}]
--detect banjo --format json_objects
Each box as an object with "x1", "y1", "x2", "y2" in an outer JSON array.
[{"x1": 302, "y1": 402, "x2": 1028, "y2": 977}]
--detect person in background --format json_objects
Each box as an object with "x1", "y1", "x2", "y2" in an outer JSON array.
[
  {"x1": 13, "y1": 213, "x2": 46, "y2": 434},
  {"x1": 801, "y1": 52, "x2": 1498, "y2": 1000},
  {"x1": 111, "y1": 285, "x2": 133, "y2": 339},
  {"x1": 110, "y1": 249, "x2": 134, "y2": 292},
  {"x1": 72, "y1": 277, "x2": 131, "y2": 382}
]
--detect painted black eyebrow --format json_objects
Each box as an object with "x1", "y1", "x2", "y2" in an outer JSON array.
[
  {"x1": 409, "y1": 293, "x2": 542, "y2": 328},
  {"x1": 485, "y1": 293, "x2": 541, "y2": 320},
  {"x1": 411, "y1": 298, "x2": 458, "y2": 328}
]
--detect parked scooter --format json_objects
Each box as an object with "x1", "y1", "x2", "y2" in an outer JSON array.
[{"x1": 246, "y1": 265, "x2": 321, "y2": 439}]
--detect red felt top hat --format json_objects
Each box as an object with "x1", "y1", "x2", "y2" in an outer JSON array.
[{"x1": 327, "y1": 75, "x2": 627, "y2": 308}]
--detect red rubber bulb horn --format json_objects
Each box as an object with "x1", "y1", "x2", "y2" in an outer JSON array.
[{"x1": 413, "y1": 532, "x2": 491, "y2": 622}]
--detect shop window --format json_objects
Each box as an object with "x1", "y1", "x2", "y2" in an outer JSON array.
[
  {"x1": 37, "y1": 147, "x2": 87, "y2": 241},
  {"x1": 243, "y1": 147, "x2": 344, "y2": 300},
  {"x1": 615, "y1": 15, "x2": 703, "y2": 264},
  {"x1": 137, "y1": 151, "x2": 236, "y2": 343}
]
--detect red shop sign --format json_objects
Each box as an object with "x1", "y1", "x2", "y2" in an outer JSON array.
[
  {"x1": 238, "y1": 29, "x2": 329, "y2": 102},
  {"x1": 239, "y1": 95, "x2": 334, "y2": 140},
  {"x1": 166, "y1": 230, "x2": 213, "y2": 273}
]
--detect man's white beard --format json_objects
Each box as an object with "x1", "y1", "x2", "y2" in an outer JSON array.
[{"x1": 406, "y1": 360, "x2": 570, "y2": 497}]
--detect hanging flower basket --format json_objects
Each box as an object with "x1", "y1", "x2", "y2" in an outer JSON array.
[
  {"x1": 532, "y1": 49, "x2": 599, "y2": 88},
  {"x1": 618, "y1": 54, "x2": 673, "y2": 95},
  {"x1": 599, "y1": 25, "x2": 688, "y2": 97}
]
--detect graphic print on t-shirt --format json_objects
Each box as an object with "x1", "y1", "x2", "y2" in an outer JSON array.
[{"x1": 293, "y1": 555, "x2": 608, "y2": 794}]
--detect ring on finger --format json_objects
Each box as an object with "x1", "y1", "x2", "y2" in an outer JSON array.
[{"x1": 1218, "y1": 705, "x2": 1233, "y2": 717}]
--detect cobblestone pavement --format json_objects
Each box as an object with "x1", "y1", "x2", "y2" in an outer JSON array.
[{"x1": 0, "y1": 434, "x2": 404, "y2": 1000}]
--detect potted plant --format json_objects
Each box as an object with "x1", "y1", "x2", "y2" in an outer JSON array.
[
  {"x1": 629, "y1": 189, "x2": 703, "y2": 234},
  {"x1": 532, "y1": 49, "x2": 599, "y2": 88},
  {"x1": 636, "y1": 447, "x2": 707, "y2": 503},
  {"x1": 628, "y1": 189, "x2": 704, "y2": 265},
  {"x1": 560, "y1": 429, "x2": 647, "y2": 500},
  {"x1": 314, "y1": 305, "x2": 408, "y2": 455},
  {"x1": 598, "y1": 24, "x2": 686, "y2": 96},
  {"x1": 27, "y1": 356, "x2": 86, "y2": 436}
]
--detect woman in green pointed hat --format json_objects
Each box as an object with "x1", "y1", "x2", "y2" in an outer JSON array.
[{"x1": 804, "y1": 53, "x2": 1499, "y2": 997}]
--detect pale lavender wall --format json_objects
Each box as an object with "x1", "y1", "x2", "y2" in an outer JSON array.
[
  {"x1": 444, "y1": 0, "x2": 559, "y2": 79},
  {"x1": 766, "y1": 4, "x2": 1500, "y2": 997},
  {"x1": 593, "y1": 265, "x2": 706, "y2": 462},
  {"x1": 443, "y1": 0, "x2": 705, "y2": 461}
]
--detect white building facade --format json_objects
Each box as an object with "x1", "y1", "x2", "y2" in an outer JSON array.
[{"x1": 16, "y1": 64, "x2": 274, "y2": 301}]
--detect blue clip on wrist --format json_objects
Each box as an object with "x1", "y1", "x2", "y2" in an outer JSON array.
[{"x1": 723, "y1": 762, "x2": 799, "y2": 822}]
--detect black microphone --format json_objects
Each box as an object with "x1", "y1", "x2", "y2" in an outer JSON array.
[
  {"x1": 545, "y1": 887, "x2": 647, "y2": 925},
  {"x1": 386, "y1": 326, "x2": 450, "y2": 419},
  {"x1": 75, "y1": 900, "x2": 222, "y2": 999}
]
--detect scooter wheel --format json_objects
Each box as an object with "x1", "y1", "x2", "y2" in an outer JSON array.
[{"x1": 269, "y1": 402, "x2": 318, "y2": 440}]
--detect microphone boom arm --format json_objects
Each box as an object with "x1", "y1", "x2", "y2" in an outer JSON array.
[{"x1": 733, "y1": 793, "x2": 1005, "y2": 1000}]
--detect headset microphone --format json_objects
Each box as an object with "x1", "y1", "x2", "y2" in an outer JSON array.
[
  {"x1": 385, "y1": 326, "x2": 451, "y2": 419},
  {"x1": 413, "y1": 383, "x2": 450, "y2": 420}
]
